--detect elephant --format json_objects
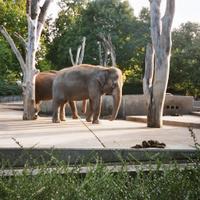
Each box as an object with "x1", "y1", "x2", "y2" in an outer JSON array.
[
  {"x1": 52, "y1": 64, "x2": 123, "y2": 124},
  {"x1": 35, "y1": 71, "x2": 79, "y2": 120}
]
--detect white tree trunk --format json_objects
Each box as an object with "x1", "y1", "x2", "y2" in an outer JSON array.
[
  {"x1": 99, "y1": 34, "x2": 116, "y2": 67},
  {"x1": 143, "y1": 0, "x2": 175, "y2": 128},
  {"x1": 22, "y1": 13, "x2": 38, "y2": 120},
  {"x1": 1, "y1": 0, "x2": 52, "y2": 120},
  {"x1": 69, "y1": 37, "x2": 86, "y2": 66}
]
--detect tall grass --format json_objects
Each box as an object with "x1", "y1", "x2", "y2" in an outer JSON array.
[{"x1": 0, "y1": 158, "x2": 200, "y2": 200}]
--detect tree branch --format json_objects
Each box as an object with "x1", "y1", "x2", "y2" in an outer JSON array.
[
  {"x1": 150, "y1": 0, "x2": 161, "y2": 53},
  {"x1": 143, "y1": 43, "x2": 154, "y2": 99},
  {"x1": 69, "y1": 48, "x2": 75, "y2": 66},
  {"x1": 98, "y1": 41, "x2": 103, "y2": 66},
  {"x1": 78, "y1": 37, "x2": 86, "y2": 64},
  {"x1": 26, "y1": 0, "x2": 31, "y2": 15},
  {"x1": 107, "y1": 35, "x2": 116, "y2": 66},
  {"x1": 99, "y1": 33, "x2": 116, "y2": 66},
  {"x1": 75, "y1": 45, "x2": 81, "y2": 65},
  {"x1": 36, "y1": 0, "x2": 53, "y2": 44},
  {"x1": 69, "y1": 37, "x2": 86, "y2": 66},
  {"x1": 14, "y1": 32, "x2": 27, "y2": 50},
  {"x1": 0, "y1": 25, "x2": 26, "y2": 72},
  {"x1": 162, "y1": 0, "x2": 175, "y2": 32},
  {"x1": 161, "y1": 0, "x2": 175, "y2": 53}
]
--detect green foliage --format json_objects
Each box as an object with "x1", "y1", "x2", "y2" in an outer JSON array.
[
  {"x1": 47, "y1": 0, "x2": 150, "y2": 78},
  {"x1": 0, "y1": 79, "x2": 22, "y2": 96},
  {"x1": 0, "y1": 36, "x2": 22, "y2": 96},
  {"x1": 0, "y1": 38, "x2": 13, "y2": 76},
  {"x1": 0, "y1": 0, "x2": 26, "y2": 89},
  {"x1": 0, "y1": 0, "x2": 27, "y2": 35},
  {"x1": 0, "y1": 159, "x2": 199, "y2": 199},
  {"x1": 122, "y1": 67, "x2": 143, "y2": 94},
  {"x1": 169, "y1": 22, "x2": 200, "y2": 98}
]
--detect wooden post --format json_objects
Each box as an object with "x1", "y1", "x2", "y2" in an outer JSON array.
[{"x1": 143, "y1": 0, "x2": 175, "y2": 127}]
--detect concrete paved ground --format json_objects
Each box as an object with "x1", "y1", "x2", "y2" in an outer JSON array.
[
  {"x1": 0, "y1": 102, "x2": 199, "y2": 149},
  {"x1": 127, "y1": 115, "x2": 200, "y2": 128}
]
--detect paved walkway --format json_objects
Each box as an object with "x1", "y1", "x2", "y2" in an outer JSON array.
[
  {"x1": 0, "y1": 102, "x2": 199, "y2": 149},
  {"x1": 127, "y1": 115, "x2": 200, "y2": 128}
]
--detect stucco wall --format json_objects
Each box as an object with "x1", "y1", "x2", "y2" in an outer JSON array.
[{"x1": 40, "y1": 95, "x2": 194, "y2": 118}]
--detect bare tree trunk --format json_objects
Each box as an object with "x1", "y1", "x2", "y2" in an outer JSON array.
[
  {"x1": 143, "y1": 0, "x2": 175, "y2": 128},
  {"x1": 23, "y1": 9, "x2": 38, "y2": 120},
  {"x1": 23, "y1": 0, "x2": 52, "y2": 120},
  {"x1": 98, "y1": 41, "x2": 103, "y2": 66},
  {"x1": 99, "y1": 33, "x2": 116, "y2": 67},
  {"x1": 143, "y1": 43, "x2": 154, "y2": 106},
  {"x1": 69, "y1": 37, "x2": 87, "y2": 114},
  {"x1": 0, "y1": 0, "x2": 52, "y2": 120},
  {"x1": 69, "y1": 37, "x2": 86, "y2": 66}
]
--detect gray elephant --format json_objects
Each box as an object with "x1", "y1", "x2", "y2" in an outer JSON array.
[
  {"x1": 52, "y1": 64, "x2": 123, "y2": 124},
  {"x1": 35, "y1": 71, "x2": 79, "y2": 120}
]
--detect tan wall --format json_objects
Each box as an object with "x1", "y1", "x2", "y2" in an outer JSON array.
[{"x1": 40, "y1": 95, "x2": 194, "y2": 118}]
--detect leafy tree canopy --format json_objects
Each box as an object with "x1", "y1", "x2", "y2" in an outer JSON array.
[
  {"x1": 169, "y1": 22, "x2": 200, "y2": 97},
  {"x1": 47, "y1": 0, "x2": 150, "y2": 82}
]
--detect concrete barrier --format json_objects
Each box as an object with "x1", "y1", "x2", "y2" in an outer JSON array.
[
  {"x1": 0, "y1": 95, "x2": 22, "y2": 102},
  {"x1": 193, "y1": 101, "x2": 200, "y2": 112},
  {"x1": 0, "y1": 148, "x2": 198, "y2": 167},
  {"x1": 40, "y1": 95, "x2": 194, "y2": 118}
]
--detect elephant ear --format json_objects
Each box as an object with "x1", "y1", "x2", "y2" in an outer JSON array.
[{"x1": 96, "y1": 69, "x2": 109, "y2": 89}]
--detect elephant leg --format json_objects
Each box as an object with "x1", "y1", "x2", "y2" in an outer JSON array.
[
  {"x1": 81, "y1": 100, "x2": 87, "y2": 114},
  {"x1": 52, "y1": 99, "x2": 61, "y2": 123},
  {"x1": 69, "y1": 101, "x2": 79, "y2": 119},
  {"x1": 35, "y1": 104, "x2": 39, "y2": 118},
  {"x1": 34, "y1": 101, "x2": 40, "y2": 119},
  {"x1": 91, "y1": 96, "x2": 102, "y2": 124},
  {"x1": 60, "y1": 101, "x2": 67, "y2": 121},
  {"x1": 86, "y1": 99, "x2": 93, "y2": 122}
]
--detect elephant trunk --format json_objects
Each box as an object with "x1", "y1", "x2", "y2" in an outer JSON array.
[{"x1": 110, "y1": 85, "x2": 122, "y2": 121}]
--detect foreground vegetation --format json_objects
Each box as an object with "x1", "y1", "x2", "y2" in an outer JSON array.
[{"x1": 0, "y1": 157, "x2": 199, "y2": 200}]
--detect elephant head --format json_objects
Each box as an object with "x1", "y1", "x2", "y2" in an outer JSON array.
[{"x1": 97, "y1": 67, "x2": 123, "y2": 120}]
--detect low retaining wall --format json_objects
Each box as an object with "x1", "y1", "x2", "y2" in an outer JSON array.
[
  {"x1": 193, "y1": 101, "x2": 200, "y2": 112},
  {"x1": 40, "y1": 95, "x2": 194, "y2": 118},
  {"x1": 0, "y1": 95, "x2": 22, "y2": 103},
  {"x1": 0, "y1": 148, "x2": 197, "y2": 167}
]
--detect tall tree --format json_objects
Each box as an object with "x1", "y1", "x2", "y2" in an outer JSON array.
[
  {"x1": 47, "y1": 0, "x2": 147, "y2": 69},
  {"x1": 169, "y1": 22, "x2": 200, "y2": 98},
  {"x1": 143, "y1": 0, "x2": 175, "y2": 128},
  {"x1": 0, "y1": 0, "x2": 52, "y2": 120}
]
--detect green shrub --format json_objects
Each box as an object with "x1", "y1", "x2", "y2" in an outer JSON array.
[
  {"x1": 0, "y1": 159, "x2": 199, "y2": 200},
  {"x1": 123, "y1": 81, "x2": 143, "y2": 95},
  {"x1": 0, "y1": 80, "x2": 22, "y2": 96}
]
